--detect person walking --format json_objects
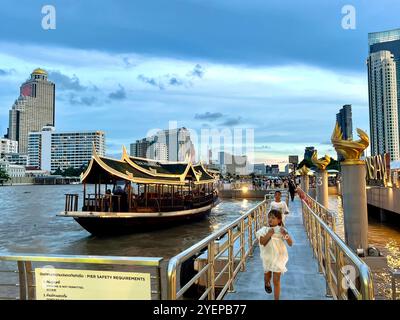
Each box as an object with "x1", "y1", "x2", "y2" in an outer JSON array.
[
  {"x1": 256, "y1": 209, "x2": 293, "y2": 300},
  {"x1": 288, "y1": 179, "x2": 296, "y2": 202}
]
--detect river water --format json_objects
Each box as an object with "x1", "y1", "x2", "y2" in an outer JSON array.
[{"x1": 0, "y1": 185, "x2": 260, "y2": 259}]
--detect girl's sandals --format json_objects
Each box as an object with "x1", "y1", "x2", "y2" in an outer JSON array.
[{"x1": 264, "y1": 283, "x2": 272, "y2": 294}]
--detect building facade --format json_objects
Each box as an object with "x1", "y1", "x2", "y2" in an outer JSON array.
[
  {"x1": 130, "y1": 127, "x2": 195, "y2": 162},
  {"x1": 0, "y1": 138, "x2": 18, "y2": 155},
  {"x1": 336, "y1": 104, "x2": 353, "y2": 161},
  {"x1": 367, "y1": 51, "x2": 400, "y2": 161},
  {"x1": 8, "y1": 68, "x2": 55, "y2": 154},
  {"x1": 28, "y1": 126, "x2": 106, "y2": 172},
  {"x1": 369, "y1": 28, "x2": 400, "y2": 133},
  {"x1": 0, "y1": 158, "x2": 25, "y2": 178}
]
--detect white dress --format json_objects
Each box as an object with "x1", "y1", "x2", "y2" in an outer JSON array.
[{"x1": 256, "y1": 226, "x2": 289, "y2": 273}]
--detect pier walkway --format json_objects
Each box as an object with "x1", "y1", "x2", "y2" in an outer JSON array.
[{"x1": 225, "y1": 197, "x2": 330, "y2": 300}]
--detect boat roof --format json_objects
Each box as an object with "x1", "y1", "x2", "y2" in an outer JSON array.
[{"x1": 80, "y1": 145, "x2": 216, "y2": 185}]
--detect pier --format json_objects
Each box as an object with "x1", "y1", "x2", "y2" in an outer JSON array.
[{"x1": 224, "y1": 198, "x2": 330, "y2": 300}]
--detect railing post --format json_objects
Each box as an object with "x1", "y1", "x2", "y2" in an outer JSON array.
[
  {"x1": 207, "y1": 241, "x2": 215, "y2": 300},
  {"x1": 228, "y1": 229, "x2": 235, "y2": 293},
  {"x1": 324, "y1": 229, "x2": 333, "y2": 297},
  {"x1": 248, "y1": 215, "x2": 253, "y2": 257},
  {"x1": 336, "y1": 246, "x2": 343, "y2": 299},
  {"x1": 240, "y1": 220, "x2": 245, "y2": 272}
]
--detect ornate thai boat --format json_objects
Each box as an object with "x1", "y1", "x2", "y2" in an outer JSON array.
[{"x1": 58, "y1": 146, "x2": 218, "y2": 235}]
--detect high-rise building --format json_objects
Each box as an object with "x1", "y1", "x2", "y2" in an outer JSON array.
[
  {"x1": 304, "y1": 147, "x2": 315, "y2": 160},
  {"x1": 0, "y1": 138, "x2": 18, "y2": 155},
  {"x1": 369, "y1": 28, "x2": 400, "y2": 126},
  {"x1": 130, "y1": 127, "x2": 195, "y2": 162},
  {"x1": 8, "y1": 68, "x2": 55, "y2": 154},
  {"x1": 367, "y1": 51, "x2": 400, "y2": 161},
  {"x1": 28, "y1": 126, "x2": 105, "y2": 172},
  {"x1": 336, "y1": 105, "x2": 353, "y2": 161}
]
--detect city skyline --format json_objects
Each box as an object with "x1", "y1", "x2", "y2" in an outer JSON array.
[{"x1": 1, "y1": 1, "x2": 400, "y2": 165}]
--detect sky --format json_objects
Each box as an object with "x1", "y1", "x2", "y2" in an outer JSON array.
[{"x1": 0, "y1": 0, "x2": 399, "y2": 167}]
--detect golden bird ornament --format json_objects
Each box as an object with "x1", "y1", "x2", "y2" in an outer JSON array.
[
  {"x1": 311, "y1": 151, "x2": 331, "y2": 170},
  {"x1": 331, "y1": 122, "x2": 369, "y2": 162}
]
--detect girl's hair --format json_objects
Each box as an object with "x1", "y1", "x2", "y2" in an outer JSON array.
[{"x1": 268, "y1": 209, "x2": 284, "y2": 226}]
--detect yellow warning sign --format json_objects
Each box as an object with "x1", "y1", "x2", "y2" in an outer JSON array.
[{"x1": 35, "y1": 268, "x2": 151, "y2": 300}]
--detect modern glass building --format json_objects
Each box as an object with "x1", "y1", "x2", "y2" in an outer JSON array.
[
  {"x1": 369, "y1": 28, "x2": 400, "y2": 139},
  {"x1": 336, "y1": 105, "x2": 353, "y2": 161}
]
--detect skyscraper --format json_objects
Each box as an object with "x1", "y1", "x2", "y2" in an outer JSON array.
[
  {"x1": 369, "y1": 28, "x2": 400, "y2": 138},
  {"x1": 367, "y1": 51, "x2": 399, "y2": 161},
  {"x1": 336, "y1": 105, "x2": 353, "y2": 161},
  {"x1": 304, "y1": 146, "x2": 315, "y2": 160},
  {"x1": 8, "y1": 68, "x2": 55, "y2": 153}
]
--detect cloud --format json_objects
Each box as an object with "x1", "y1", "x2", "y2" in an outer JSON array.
[
  {"x1": 221, "y1": 116, "x2": 242, "y2": 126},
  {"x1": 109, "y1": 84, "x2": 127, "y2": 100},
  {"x1": 48, "y1": 70, "x2": 87, "y2": 91},
  {"x1": 0, "y1": 68, "x2": 14, "y2": 76},
  {"x1": 68, "y1": 93, "x2": 97, "y2": 106},
  {"x1": 137, "y1": 74, "x2": 164, "y2": 90},
  {"x1": 188, "y1": 64, "x2": 205, "y2": 78},
  {"x1": 194, "y1": 112, "x2": 223, "y2": 121}
]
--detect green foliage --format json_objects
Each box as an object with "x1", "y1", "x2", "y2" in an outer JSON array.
[
  {"x1": 51, "y1": 164, "x2": 88, "y2": 177},
  {"x1": 298, "y1": 158, "x2": 314, "y2": 169},
  {"x1": 0, "y1": 167, "x2": 10, "y2": 182}
]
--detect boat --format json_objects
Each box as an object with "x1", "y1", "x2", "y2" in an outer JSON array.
[{"x1": 57, "y1": 145, "x2": 219, "y2": 235}]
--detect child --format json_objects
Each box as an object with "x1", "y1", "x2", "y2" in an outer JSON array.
[
  {"x1": 269, "y1": 190, "x2": 289, "y2": 223},
  {"x1": 256, "y1": 209, "x2": 293, "y2": 300}
]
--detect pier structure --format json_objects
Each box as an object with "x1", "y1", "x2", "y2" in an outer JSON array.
[{"x1": 311, "y1": 151, "x2": 331, "y2": 208}]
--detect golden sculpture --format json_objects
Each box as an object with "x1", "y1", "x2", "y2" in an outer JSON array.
[
  {"x1": 311, "y1": 151, "x2": 331, "y2": 170},
  {"x1": 331, "y1": 122, "x2": 369, "y2": 163},
  {"x1": 298, "y1": 165, "x2": 310, "y2": 176}
]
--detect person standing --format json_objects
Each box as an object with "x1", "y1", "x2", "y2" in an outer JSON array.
[{"x1": 288, "y1": 179, "x2": 296, "y2": 202}]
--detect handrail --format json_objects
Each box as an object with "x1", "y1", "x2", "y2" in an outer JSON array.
[
  {"x1": 299, "y1": 189, "x2": 374, "y2": 300},
  {"x1": 297, "y1": 188, "x2": 336, "y2": 231},
  {"x1": 167, "y1": 190, "x2": 289, "y2": 300},
  {"x1": 0, "y1": 253, "x2": 162, "y2": 266}
]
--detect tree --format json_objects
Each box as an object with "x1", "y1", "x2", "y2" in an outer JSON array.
[
  {"x1": 298, "y1": 158, "x2": 314, "y2": 169},
  {"x1": 52, "y1": 167, "x2": 63, "y2": 176},
  {"x1": 0, "y1": 167, "x2": 10, "y2": 184}
]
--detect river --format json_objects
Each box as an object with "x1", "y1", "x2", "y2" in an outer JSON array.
[{"x1": 0, "y1": 185, "x2": 260, "y2": 259}]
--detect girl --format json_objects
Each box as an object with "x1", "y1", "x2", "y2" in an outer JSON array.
[
  {"x1": 269, "y1": 190, "x2": 290, "y2": 224},
  {"x1": 256, "y1": 209, "x2": 293, "y2": 300}
]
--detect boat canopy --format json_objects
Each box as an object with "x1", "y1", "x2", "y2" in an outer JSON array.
[{"x1": 80, "y1": 145, "x2": 216, "y2": 185}]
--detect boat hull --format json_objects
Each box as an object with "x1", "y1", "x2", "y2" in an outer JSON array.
[{"x1": 70, "y1": 205, "x2": 213, "y2": 236}]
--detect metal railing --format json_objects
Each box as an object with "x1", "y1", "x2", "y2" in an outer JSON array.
[
  {"x1": 167, "y1": 199, "x2": 270, "y2": 300},
  {"x1": 0, "y1": 253, "x2": 163, "y2": 300},
  {"x1": 297, "y1": 188, "x2": 336, "y2": 231},
  {"x1": 390, "y1": 269, "x2": 400, "y2": 300},
  {"x1": 167, "y1": 191, "x2": 289, "y2": 300},
  {"x1": 300, "y1": 193, "x2": 374, "y2": 300}
]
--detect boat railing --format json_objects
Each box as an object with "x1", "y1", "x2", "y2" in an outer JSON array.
[
  {"x1": 167, "y1": 198, "x2": 270, "y2": 300},
  {"x1": 300, "y1": 189, "x2": 374, "y2": 300},
  {"x1": 64, "y1": 194, "x2": 79, "y2": 212},
  {"x1": 0, "y1": 253, "x2": 163, "y2": 300},
  {"x1": 390, "y1": 269, "x2": 400, "y2": 300}
]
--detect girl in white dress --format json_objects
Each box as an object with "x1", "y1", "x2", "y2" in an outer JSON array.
[{"x1": 256, "y1": 209, "x2": 293, "y2": 300}]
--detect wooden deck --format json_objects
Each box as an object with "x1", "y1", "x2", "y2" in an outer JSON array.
[{"x1": 224, "y1": 197, "x2": 332, "y2": 300}]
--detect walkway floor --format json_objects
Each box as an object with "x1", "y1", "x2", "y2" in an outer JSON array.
[{"x1": 224, "y1": 197, "x2": 331, "y2": 300}]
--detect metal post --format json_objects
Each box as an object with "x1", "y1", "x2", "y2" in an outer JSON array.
[
  {"x1": 240, "y1": 220, "x2": 245, "y2": 271},
  {"x1": 207, "y1": 242, "x2": 215, "y2": 300},
  {"x1": 228, "y1": 229, "x2": 235, "y2": 292},
  {"x1": 324, "y1": 229, "x2": 333, "y2": 297}
]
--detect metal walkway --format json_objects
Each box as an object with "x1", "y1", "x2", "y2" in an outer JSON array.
[{"x1": 224, "y1": 197, "x2": 331, "y2": 300}]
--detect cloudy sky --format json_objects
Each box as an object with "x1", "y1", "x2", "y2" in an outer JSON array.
[{"x1": 0, "y1": 0, "x2": 399, "y2": 166}]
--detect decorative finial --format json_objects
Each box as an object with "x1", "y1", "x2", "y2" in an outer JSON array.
[
  {"x1": 299, "y1": 165, "x2": 310, "y2": 176},
  {"x1": 331, "y1": 122, "x2": 369, "y2": 164},
  {"x1": 311, "y1": 150, "x2": 331, "y2": 170}
]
